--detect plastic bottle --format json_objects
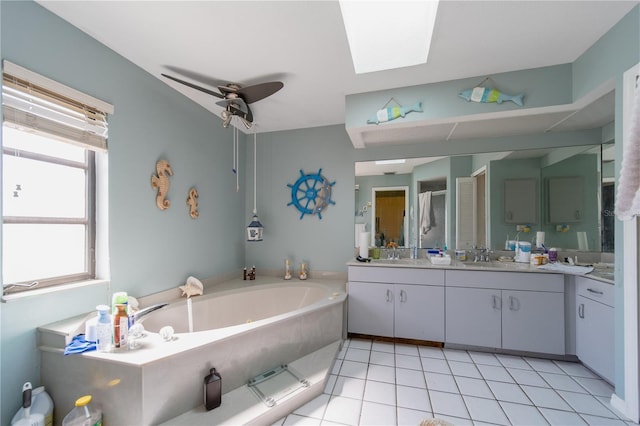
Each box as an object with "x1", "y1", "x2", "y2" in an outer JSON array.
[
  {"x1": 111, "y1": 292, "x2": 128, "y2": 316},
  {"x1": 113, "y1": 303, "x2": 128, "y2": 350},
  {"x1": 62, "y1": 395, "x2": 102, "y2": 426},
  {"x1": 11, "y1": 385, "x2": 54, "y2": 426},
  {"x1": 95, "y1": 305, "x2": 112, "y2": 353},
  {"x1": 204, "y1": 368, "x2": 222, "y2": 410}
]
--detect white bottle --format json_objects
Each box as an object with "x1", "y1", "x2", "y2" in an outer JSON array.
[
  {"x1": 11, "y1": 385, "x2": 54, "y2": 426},
  {"x1": 95, "y1": 305, "x2": 112, "y2": 353}
]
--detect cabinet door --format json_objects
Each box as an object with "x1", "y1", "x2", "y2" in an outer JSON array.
[
  {"x1": 548, "y1": 176, "x2": 584, "y2": 223},
  {"x1": 395, "y1": 284, "x2": 444, "y2": 342},
  {"x1": 504, "y1": 178, "x2": 538, "y2": 224},
  {"x1": 347, "y1": 281, "x2": 394, "y2": 337},
  {"x1": 445, "y1": 287, "x2": 501, "y2": 348},
  {"x1": 502, "y1": 290, "x2": 565, "y2": 355},
  {"x1": 576, "y1": 296, "x2": 614, "y2": 383}
]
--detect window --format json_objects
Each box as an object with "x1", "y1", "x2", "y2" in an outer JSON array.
[{"x1": 2, "y1": 61, "x2": 113, "y2": 293}]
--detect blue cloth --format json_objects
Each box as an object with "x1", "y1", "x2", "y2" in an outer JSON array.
[{"x1": 64, "y1": 334, "x2": 96, "y2": 355}]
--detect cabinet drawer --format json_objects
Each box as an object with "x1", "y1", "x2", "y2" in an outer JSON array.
[
  {"x1": 576, "y1": 277, "x2": 614, "y2": 307},
  {"x1": 446, "y1": 270, "x2": 564, "y2": 292},
  {"x1": 348, "y1": 266, "x2": 444, "y2": 286}
]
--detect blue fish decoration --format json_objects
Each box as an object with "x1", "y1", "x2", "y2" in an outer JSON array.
[
  {"x1": 367, "y1": 101, "x2": 423, "y2": 124},
  {"x1": 459, "y1": 87, "x2": 524, "y2": 107}
]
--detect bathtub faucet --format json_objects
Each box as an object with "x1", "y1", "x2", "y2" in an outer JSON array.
[{"x1": 130, "y1": 302, "x2": 169, "y2": 325}]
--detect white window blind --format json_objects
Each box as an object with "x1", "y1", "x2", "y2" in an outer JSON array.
[{"x1": 2, "y1": 60, "x2": 113, "y2": 151}]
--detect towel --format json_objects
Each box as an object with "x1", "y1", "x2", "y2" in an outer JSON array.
[
  {"x1": 537, "y1": 263, "x2": 594, "y2": 275},
  {"x1": 615, "y1": 82, "x2": 640, "y2": 220},
  {"x1": 419, "y1": 191, "x2": 432, "y2": 235},
  {"x1": 64, "y1": 334, "x2": 96, "y2": 355}
]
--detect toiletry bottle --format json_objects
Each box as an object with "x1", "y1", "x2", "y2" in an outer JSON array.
[
  {"x1": 113, "y1": 303, "x2": 128, "y2": 350},
  {"x1": 111, "y1": 291, "x2": 128, "y2": 316},
  {"x1": 62, "y1": 395, "x2": 101, "y2": 426},
  {"x1": 204, "y1": 368, "x2": 222, "y2": 410},
  {"x1": 96, "y1": 305, "x2": 112, "y2": 353}
]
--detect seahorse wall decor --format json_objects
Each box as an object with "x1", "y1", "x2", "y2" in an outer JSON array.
[
  {"x1": 151, "y1": 159, "x2": 173, "y2": 210},
  {"x1": 186, "y1": 187, "x2": 199, "y2": 219}
]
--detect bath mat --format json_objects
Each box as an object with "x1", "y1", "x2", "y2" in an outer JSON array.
[{"x1": 248, "y1": 364, "x2": 310, "y2": 407}]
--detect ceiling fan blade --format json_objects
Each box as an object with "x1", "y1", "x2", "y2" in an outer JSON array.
[
  {"x1": 161, "y1": 73, "x2": 224, "y2": 99},
  {"x1": 237, "y1": 81, "x2": 284, "y2": 104},
  {"x1": 216, "y1": 98, "x2": 249, "y2": 115},
  {"x1": 229, "y1": 103, "x2": 253, "y2": 127}
]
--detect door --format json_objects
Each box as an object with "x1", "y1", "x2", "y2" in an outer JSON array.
[
  {"x1": 445, "y1": 287, "x2": 501, "y2": 348},
  {"x1": 576, "y1": 296, "x2": 615, "y2": 383},
  {"x1": 502, "y1": 290, "x2": 565, "y2": 354},
  {"x1": 347, "y1": 281, "x2": 394, "y2": 337},
  {"x1": 395, "y1": 284, "x2": 445, "y2": 341}
]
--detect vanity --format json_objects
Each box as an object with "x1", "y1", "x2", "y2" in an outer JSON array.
[{"x1": 346, "y1": 257, "x2": 615, "y2": 383}]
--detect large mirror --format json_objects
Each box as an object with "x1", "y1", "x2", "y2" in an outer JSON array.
[{"x1": 355, "y1": 142, "x2": 615, "y2": 252}]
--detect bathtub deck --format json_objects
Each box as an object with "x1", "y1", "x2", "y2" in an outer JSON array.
[{"x1": 161, "y1": 340, "x2": 341, "y2": 426}]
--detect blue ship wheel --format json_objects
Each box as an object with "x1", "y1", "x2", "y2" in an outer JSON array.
[{"x1": 287, "y1": 169, "x2": 336, "y2": 219}]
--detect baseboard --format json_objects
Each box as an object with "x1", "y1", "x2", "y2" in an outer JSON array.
[{"x1": 610, "y1": 393, "x2": 635, "y2": 422}]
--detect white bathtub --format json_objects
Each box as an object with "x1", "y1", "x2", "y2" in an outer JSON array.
[{"x1": 40, "y1": 277, "x2": 346, "y2": 425}]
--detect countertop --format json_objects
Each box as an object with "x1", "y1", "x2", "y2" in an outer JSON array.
[{"x1": 347, "y1": 257, "x2": 614, "y2": 284}]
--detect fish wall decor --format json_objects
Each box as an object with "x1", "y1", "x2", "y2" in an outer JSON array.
[
  {"x1": 459, "y1": 87, "x2": 524, "y2": 106},
  {"x1": 367, "y1": 101, "x2": 423, "y2": 124}
]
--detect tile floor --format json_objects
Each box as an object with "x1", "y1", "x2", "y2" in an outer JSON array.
[{"x1": 273, "y1": 338, "x2": 638, "y2": 426}]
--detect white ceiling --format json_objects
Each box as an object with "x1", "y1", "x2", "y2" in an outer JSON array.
[{"x1": 37, "y1": 0, "x2": 637, "y2": 141}]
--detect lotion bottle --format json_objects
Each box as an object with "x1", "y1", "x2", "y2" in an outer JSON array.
[
  {"x1": 96, "y1": 304, "x2": 112, "y2": 353},
  {"x1": 204, "y1": 368, "x2": 222, "y2": 410},
  {"x1": 113, "y1": 303, "x2": 128, "y2": 350}
]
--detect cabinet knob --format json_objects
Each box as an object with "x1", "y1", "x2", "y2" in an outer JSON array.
[
  {"x1": 400, "y1": 289, "x2": 407, "y2": 303},
  {"x1": 509, "y1": 296, "x2": 520, "y2": 311},
  {"x1": 386, "y1": 289, "x2": 392, "y2": 303},
  {"x1": 492, "y1": 295, "x2": 502, "y2": 310},
  {"x1": 578, "y1": 303, "x2": 585, "y2": 318}
]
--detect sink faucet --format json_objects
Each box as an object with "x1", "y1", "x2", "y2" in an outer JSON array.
[
  {"x1": 130, "y1": 302, "x2": 169, "y2": 325},
  {"x1": 473, "y1": 248, "x2": 493, "y2": 262}
]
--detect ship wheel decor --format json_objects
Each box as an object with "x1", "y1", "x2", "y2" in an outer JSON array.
[{"x1": 287, "y1": 169, "x2": 336, "y2": 219}]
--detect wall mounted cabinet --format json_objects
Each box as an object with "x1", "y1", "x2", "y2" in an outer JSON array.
[
  {"x1": 548, "y1": 176, "x2": 584, "y2": 223},
  {"x1": 504, "y1": 178, "x2": 538, "y2": 224}
]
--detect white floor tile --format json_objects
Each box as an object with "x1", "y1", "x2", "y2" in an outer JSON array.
[
  {"x1": 525, "y1": 357, "x2": 566, "y2": 374},
  {"x1": 367, "y1": 364, "x2": 396, "y2": 383},
  {"x1": 432, "y1": 414, "x2": 474, "y2": 425},
  {"x1": 331, "y1": 359, "x2": 342, "y2": 375},
  {"x1": 364, "y1": 380, "x2": 397, "y2": 406},
  {"x1": 539, "y1": 372, "x2": 586, "y2": 393},
  {"x1": 594, "y1": 395, "x2": 627, "y2": 419},
  {"x1": 395, "y1": 344, "x2": 420, "y2": 356},
  {"x1": 396, "y1": 367, "x2": 427, "y2": 388},
  {"x1": 573, "y1": 376, "x2": 615, "y2": 397},
  {"x1": 553, "y1": 361, "x2": 599, "y2": 378},
  {"x1": 294, "y1": 393, "x2": 330, "y2": 419},
  {"x1": 323, "y1": 374, "x2": 337, "y2": 394},
  {"x1": 443, "y1": 349, "x2": 473, "y2": 363},
  {"x1": 372, "y1": 341, "x2": 395, "y2": 354},
  {"x1": 359, "y1": 400, "x2": 398, "y2": 425},
  {"x1": 336, "y1": 344, "x2": 347, "y2": 360},
  {"x1": 429, "y1": 390, "x2": 470, "y2": 419},
  {"x1": 370, "y1": 350, "x2": 395, "y2": 367},
  {"x1": 449, "y1": 360, "x2": 482, "y2": 379},
  {"x1": 477, "y1": 364, "x2": 515, "y2": 383},
  {"x1": 397, "y1": 384, "x2": 431, "y2": 412},
  {"x1": 508, "y1": 368, "x2": 549, "y2": 387},
  {"x1": 349, "y1": 339, "x2": 372, "y2": 351},
  {"x1": 499, "y1": 401, "x2": 549, "y2": 425},
  {"x1": 454, "y1": 376, "x2": 494, "y2": 399},
  {"x1": 580, "y1": 414, "x2": 629, "y2": 426},
  {"x1": 521, "y1": 386, "x2": 573, "y2": 411},
  {"x1": 271, "y1": 417, "x2": 285, "y2": 426},
  {"x1": 332, "y1": 376, "x2": 366, "y2": 400},
  {"x1": 421, "y1": 357, "x2": 451, "y2": 374},
  {"x1": 486, "y1": 380, "x2": 532, "y2": 405},
  {"x1": 323, "y1": 395, "x2": 362, "y2": 425},
  {"x1": 396, "y1": 353, "x2": 422, "y2": 370},
  {"x1": 283, "y1": 413, "x2": 322, "y2": 425},
  {"x1": 497, "y1": 354, "x2": 533, "y2": 370},
  {"x1": 557, "y1": 390, "x2": 618, "y2": 418},
  {"x1": 344, "y1": 347, "x2": 370, "y2": 363},
  {"x1": 397, "y1": 407, "x2": 433, "y2": 426},
  {"x1": 425, "y1": 371, "x2": 459, "y2": 393},
  {"x1": 463, "y1": 395, "x2": 510, "y2": 425},
  {"x1": 339, "y1": 360, "x2": 368, "y2": 379},
  {"x1": 319, "y1": 421, "x2": 348, "y2": 426},
  {"x1": 468, "y1": 351, "x2": 501, "y2": 366},
  {"x1": 418, "y1": 346, "x2": 446, "y2": 360},
  {"x1": 539, "y1": 407, "x2": 588, "y2": 426}
]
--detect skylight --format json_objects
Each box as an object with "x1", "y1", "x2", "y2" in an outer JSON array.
[{"x1": 339, "y1": 0, "x2": 439, "y2": 74}]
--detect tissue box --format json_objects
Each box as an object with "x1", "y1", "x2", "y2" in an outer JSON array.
[{"x1": 428, "y1": 255, "x2": 452, "y2": 265}]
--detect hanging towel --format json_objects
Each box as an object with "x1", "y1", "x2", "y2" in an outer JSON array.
[
  {"x1": 419, "y1": 191, "x2": 432, "y2": 235},
  {"x1": 615, "y1": 82, "x2": 640, "y2": 220},
  {"x1": 64, "y1": 334, "x2": 96, "y2": 355}
]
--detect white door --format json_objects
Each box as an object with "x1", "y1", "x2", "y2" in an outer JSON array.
[
  {"x1": 395, "y1": 284, "x2": 445, "y2": 341},
  {"x1": 445, "y1": 287, "x2": 501, "y2": 348},
  {"x1": 502, "y1": 290, "x2": 565, "y2": 355},
  {"x1": 348, "y1": 281, "x2": 394, "y2": 337},
  {"x1": 577, "y1": 295, "x2": 615, "y2": 383}
]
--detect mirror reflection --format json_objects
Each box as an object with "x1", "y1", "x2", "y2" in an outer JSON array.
[{"x1": 355, "y1": 143, "x2": 614, "y2": 253}]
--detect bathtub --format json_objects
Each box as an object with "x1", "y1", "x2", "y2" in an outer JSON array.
[{"x1": 39, "y1": 277, "x2": 346, "y2": 425}]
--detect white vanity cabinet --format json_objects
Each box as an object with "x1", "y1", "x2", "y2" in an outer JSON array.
[
  {"x1": 347, "y1": 266, "x2": 445, "y2": 341},
  {"x1": 445, "y1": 270, "x2": 565, "y2": 355},
  {"x1": 575, "y1": 277, "x2": 614, "y2": 383}
]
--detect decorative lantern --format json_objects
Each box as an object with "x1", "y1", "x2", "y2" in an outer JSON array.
[{"x1": 247, "y1": 214, "x2": 263, "y2": 241}]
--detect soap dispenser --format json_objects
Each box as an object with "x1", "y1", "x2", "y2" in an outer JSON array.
[{"x1": 204, "y1": 368, "x2": 222, "y2": 410}]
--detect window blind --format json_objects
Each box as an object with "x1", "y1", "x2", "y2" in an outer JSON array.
[{"x1": 2, "y1": 60, "x2": 114, "y2": 151}]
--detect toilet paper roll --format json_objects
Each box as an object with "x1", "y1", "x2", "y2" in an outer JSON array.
[
  {"x1": 577, "y1": 231, "x2": 589, "y2": 251},
  {"x1": 359, "y1": 232, "x2": 370, "y2": 258},
  {"x1": 536, "y1": 231, "x2": 545, "y2": 248}
]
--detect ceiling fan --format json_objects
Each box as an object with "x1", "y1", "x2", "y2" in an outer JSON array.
[{"x1": 161, "y1": 73, "x2": 283, "y2": 129}]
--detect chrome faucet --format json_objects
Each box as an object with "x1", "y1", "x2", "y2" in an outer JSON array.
[{"x1": 130, "y1": 302, "x2": 169, "y2": 325}]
